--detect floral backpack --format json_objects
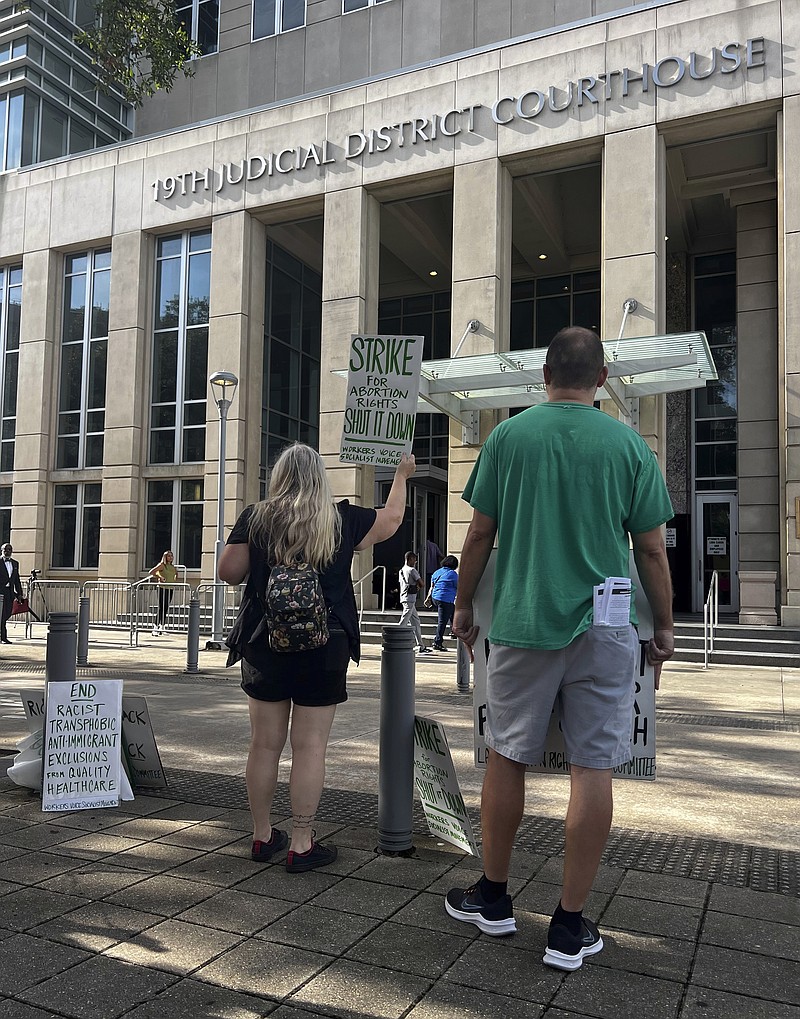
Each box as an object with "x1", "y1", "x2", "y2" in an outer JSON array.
[{"x1": 263, "y1": 562, "x2": 329, "y2": 653}]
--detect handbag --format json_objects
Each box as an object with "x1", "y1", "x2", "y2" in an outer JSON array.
[{"x1": 10, "y1": 597, "x2": 29, "y2": 616}]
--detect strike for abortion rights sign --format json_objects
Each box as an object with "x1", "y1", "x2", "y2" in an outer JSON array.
[{"x1": 340, "y1": 333, "x2": 424, "y2": 466}]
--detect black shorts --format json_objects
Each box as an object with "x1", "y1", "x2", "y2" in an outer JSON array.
[{"x1": 240, "y1": 628, "x2": 350, "y2": 706}]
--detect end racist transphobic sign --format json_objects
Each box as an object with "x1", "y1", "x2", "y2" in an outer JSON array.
[{"x1": 340, "y1": 334, "x2": 425, "y2": 467}]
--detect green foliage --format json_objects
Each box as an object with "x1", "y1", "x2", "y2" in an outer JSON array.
[{"x1": 75, "y1": 0, "x2": 200, "y2": 108}]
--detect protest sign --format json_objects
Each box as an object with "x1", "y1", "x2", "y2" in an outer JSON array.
[
  {"x1": 122, "y1": 696, "x2": 167, "y2": 789},
  {"x1": 340, "y1": 333, "x2": 425, "y2": 466},
  {"x1": 472, "y1": 551, "x2": 657, "y2": 781},
  {"x1": 413, "y1": 715, "x2": 478, "y2": 855},
  {"x1": 20, "y1": 689, "x2": 167, "y2": 790},
  {"x1": 42, "y1": 680, "x2": 124, "y2": 811}
]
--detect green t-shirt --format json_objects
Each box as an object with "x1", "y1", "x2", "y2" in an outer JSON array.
[
  {"x1": 157, "y1": 563, "x2": 178, "y2": 584},
  {"x1": 463, "y1": 402, "x2": 673, "y2": 649}
]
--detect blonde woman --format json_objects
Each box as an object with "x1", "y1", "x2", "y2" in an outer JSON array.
[
  {"x1": 148, "y1": 550, "x2": 177, "y2": 636},
  {"x1": 219, "y1": 443, "x2": 415, "y2": 872}
]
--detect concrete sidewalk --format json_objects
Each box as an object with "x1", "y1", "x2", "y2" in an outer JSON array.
[{"x1": 0, "y1": 628, "x2": 798, "y2": 1018}]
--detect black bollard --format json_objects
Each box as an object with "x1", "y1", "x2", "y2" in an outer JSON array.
[
  {"x1": 185, "y1": 598, "x2": 200, "y2": 674},
  {"x1": 76, "y1": 596, "x2": 90, "y2": 666},
  {"x1": 456, "y1": 639, "x2": 471, "y2": 693},
  {"x1": 45, "y1": 612, "x2": 77, "y2": 685},
  {"x1": 377, "y1": 624, "x2": 416, "y2": 855}
]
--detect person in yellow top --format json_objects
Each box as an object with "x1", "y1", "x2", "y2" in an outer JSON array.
[{"x1": 149, "y1": 550, "x2": 178, "y2": 635}]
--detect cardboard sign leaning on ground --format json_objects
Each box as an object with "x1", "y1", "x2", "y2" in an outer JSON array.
[
  {"x1": 20, "y1": 690, "x2": 168, "y2": 789},
  {"x1": 414, "y1": 715, "x2": 478, "y2": 855},
  {"x1": 42, "y1": 680, "x2": 125, "y2": 811},
  {"x1": 472, "y1": 551, "x2": 657, "y2": 781},
  {"x1": 339, "y1": 333, "x2": 425, "y2": 466}
]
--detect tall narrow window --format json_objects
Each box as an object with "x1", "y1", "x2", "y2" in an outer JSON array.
[
  {"x1": 145, "y1": 479, "x2": 204, "y2": 569},
  {"x1": 0, "y1": 486, "x2": 11, "y2": 539},
  {"x1": 56, "y1": 250, "x2": 110, "y2": 469},
  {"x1": 378, "y1": 292, "x2": 450, "y2": 472},
  {"x1": 151, "y1": 230, "x2": 210, "y2": 465},
  {"x1": 0, "y1": 265, "x2": 21, "y2": 474},
  {"x1": 693, "y1": 252, "x2": 737, "y2": 491},
  {"x1": 176, "y1": 0, "x2": 219, "y2": 54},
  {"x1": 261, "y1": 241, "x2": 321, "y2": 493},
  {"x1": 52, "y1": 482, "x2": 102, "y2": 569},
  {"x1": 252, "y1": 0, "x2": 305, "y2": 40}
]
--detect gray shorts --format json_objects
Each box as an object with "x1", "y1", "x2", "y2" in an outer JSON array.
[{"x1": 485, "y1": 625, "x2": 639, "y2": 769}]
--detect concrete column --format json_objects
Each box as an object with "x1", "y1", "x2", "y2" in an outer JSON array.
[
  {"x1": 448, "y1": 159, "x2": 512, "y2": 553},
  {"x1": 734, "y1": 194, "x2": 778, "y2": 624},
  {"x1": 203, "y1": 211, "x2": 266, "y2": 582},
  {"x1": 319, "y1": 186, "x2": 380, "y2": 502},
  {"x1": 98, "y1": 232, "x2": 151, "y2": 581},
  {"x1": 779, "y1": 101, "x2": 800, "y2": 624},
  {"x1": 319, "y1": 187, "x2": 380, "y2": 597},
  {"x1": 601, "y1": 126, "x2": 667, "y2": 462},
  {"x1": 14, "y1": 250, "x2": 60, "y2": 574}
]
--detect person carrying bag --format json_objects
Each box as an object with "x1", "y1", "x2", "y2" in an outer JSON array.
[{"x1": 219, "y1": 443, "x2": 415, "y2": 872}]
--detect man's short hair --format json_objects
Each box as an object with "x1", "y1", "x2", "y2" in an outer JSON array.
[
  {"x1": 405, "y1": 551, "x2": 417, "y2": 563},
  {"x1": 546, "y1": 326, "x2": 605, "y2": 390}
]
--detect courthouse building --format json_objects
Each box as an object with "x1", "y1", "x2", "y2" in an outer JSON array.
[{"x1": 0, "y1": 0, "x2": 797, "y2": 623}]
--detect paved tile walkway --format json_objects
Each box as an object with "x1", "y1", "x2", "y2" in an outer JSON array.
[{"x1": 0, "y1": 775, "x2": 798, "y2": 1019}]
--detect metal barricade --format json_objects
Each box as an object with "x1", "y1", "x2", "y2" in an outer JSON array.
[
  {"x1": 81, "y1": 581, "x2": 135, "y2": 645},
  {"x1": 25, "y1": 581, "x2": 81, "y2": 635},
  {"x1": 131, "y1": 580, "x2": 194, "y2": 646},
  {"x1": 195, "y1": 582, "x2": 244, "y2": 638}
]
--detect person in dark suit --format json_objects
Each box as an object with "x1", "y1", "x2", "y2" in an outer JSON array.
[{"x1": 0, "y1": 543, "x2": 24, "y2": 644}]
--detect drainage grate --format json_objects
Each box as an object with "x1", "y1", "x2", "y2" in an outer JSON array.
[
  {"x1": 153, "y1": 766, "x2": 798, "y2": 897},
  {"x1": 658, "y1": 711, "x2": 800, "y2": 732}
]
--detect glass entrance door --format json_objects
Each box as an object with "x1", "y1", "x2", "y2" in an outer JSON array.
[{"x1": 693, "y1": 494, "x2": 738, "y2": 612}]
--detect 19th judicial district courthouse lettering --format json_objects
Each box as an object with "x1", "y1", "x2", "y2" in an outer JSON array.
[{"x1": 340, "y1": 334, "x2": 425, "y2": 466}]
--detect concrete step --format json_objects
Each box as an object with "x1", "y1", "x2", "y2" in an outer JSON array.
[{"x1": 359, "y1": 612, "x2": 800, "y2": 666}]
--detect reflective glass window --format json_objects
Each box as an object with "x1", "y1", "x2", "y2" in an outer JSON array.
[
  {"x1": 0, "y1": 264, "x2": 21, "y2": 473},
  {"x1": 56, "y1": 250, "x2": 110, "y2": 469},
  {"x1": 151, "y1": 231, "x2": 210, "y2": 465}
]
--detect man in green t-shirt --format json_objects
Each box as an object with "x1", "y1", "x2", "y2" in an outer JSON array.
[{"x1": 444, "y1": 327, "x2": 674, "y2": 971}]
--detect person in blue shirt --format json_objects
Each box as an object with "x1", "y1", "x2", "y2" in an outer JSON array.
[{"x1": 427, "y1": 555, "x2": 459, "y2": 651}]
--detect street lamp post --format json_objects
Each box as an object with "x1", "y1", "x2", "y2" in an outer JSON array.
[{"x1": 209, "y1": 370, "x2": 239, "y2": 647}]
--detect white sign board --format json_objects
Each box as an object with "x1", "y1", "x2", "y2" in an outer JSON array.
[
  {"x1": 665, "y1": 527, "x2": 676, "y2": 548},
  {"x1": 340, "y1": 333, "x2": 425, "y2": 466},
  {"x1": 413, "y1": 715, "x2": 478, "y2": 855},
  {"x1": 706, "y1": 536, "x2": 727, "y2": 556},
  {"x1": 42, "y1": 680, "x2": 124, "y2": 812},
  {"x1": 20, "y1": 690, "x2": 167, "y2": 791},
  {"x1": 473, "y1": 551, "x2": 657, "y2": 781}
]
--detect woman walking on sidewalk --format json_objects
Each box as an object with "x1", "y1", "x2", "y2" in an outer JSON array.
[
  {"x1": 219, "y1": 443, "x2": 414, "y2": 872},
  {"x1": 148, "y1": 550, "x2": 177, "y2": 636}
]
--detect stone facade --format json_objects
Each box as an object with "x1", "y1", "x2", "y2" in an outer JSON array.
[{"x1": 0, "y1": 0, "x2": 794, "y2": 624}]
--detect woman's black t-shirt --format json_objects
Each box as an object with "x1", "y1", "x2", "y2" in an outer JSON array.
[{"x1": 224, "y1": 499, "x2": 377, "y2": 667}]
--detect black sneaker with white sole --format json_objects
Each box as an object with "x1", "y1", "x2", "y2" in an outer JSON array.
[
  {"x1": 444, "y1": 884, "x2": 517, "y2": 935},
  {"x1": 542, "y1": 916, "x2": 604, "y2": 971}
]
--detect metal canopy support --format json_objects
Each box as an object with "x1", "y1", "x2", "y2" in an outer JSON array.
[{"x1": 333, "y1": 330, "x2": 717, "y2": 431}]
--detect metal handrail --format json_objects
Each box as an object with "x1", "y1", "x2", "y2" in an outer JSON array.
[
  {"x1": 355, "y1": 565, "x2": 387, "y2": 624},
  {"x1": 703, "y1": 570, "x2": 719, "y2": 669}
]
